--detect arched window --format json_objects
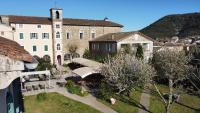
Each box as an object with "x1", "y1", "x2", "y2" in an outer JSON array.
[
  {"x1": 56, "y1": 32, "x2": 60, "y2": 38},
  {"x1": 72, "y1": 53, "x2": 80, "y2": 59},
  {"x1": 57, "y1": 44, "x2": 61, "y2": 50},
  {"x1": 56, "y1": 11, "x2": 60, "y2": 19},
  {"x1": 43, "y1": 55, "x2": 51, "y2": 62},
  {"x1": 64, "y1": 53, "x2": 71, "y2": 61}
]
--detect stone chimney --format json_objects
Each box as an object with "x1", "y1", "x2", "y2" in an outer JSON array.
[
  {"x1": 0, "y1": 16, "x2": 9, "y2": 25},
  {"x1": 103, "y1": 17, "x2": 109, "y2": 21}
]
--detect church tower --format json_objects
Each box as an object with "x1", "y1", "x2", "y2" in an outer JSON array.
[{"x1": 50, "y1": 8, "x2": 63, "y2": 65}]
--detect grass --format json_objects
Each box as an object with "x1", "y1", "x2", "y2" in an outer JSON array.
[
  {"x1": 98, "y1": 88, "x2": 142, "y2": 113},
  {"x1": 24, "y1": 92, "x2": 101, "y2": 113},
  {"x1": 150, "y1": 84, "x2": 200, "y2": 113}
]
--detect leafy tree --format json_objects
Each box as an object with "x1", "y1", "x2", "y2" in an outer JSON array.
[
  {"x1": 136, "y1": 44, "x2": 144, "y2": 60},
  {"x1": 101, "y1": 54, "x2": 155, "y2": 96},
  {"x1": 153, "y1": 49, "x2": 189, "y2": 113}
]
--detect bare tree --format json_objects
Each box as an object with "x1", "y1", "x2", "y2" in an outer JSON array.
[
  {"x1": 153, "y1": 49, "x2": 189, "y2": 113},
  {"x1": 101, "y1": 54, "x2": 155, "y2": 96},
  {"x1": 67, "y1": 43, "x2": 78, "y2": 60}
]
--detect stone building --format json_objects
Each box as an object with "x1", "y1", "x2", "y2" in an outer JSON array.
[
  {"x1": 89, "y1": 31, "x2": 154, "y2": 61},
  {"x1": 0, "y1": 36, "x2": 32, "y2": 113},
  {"x1": 0, "y1": 8, "x2": 123, "y2": 65}
]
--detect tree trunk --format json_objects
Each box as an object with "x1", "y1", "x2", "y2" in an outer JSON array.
[{"x1": 165, "y1": 79, "x2": 173, "y2": 113}]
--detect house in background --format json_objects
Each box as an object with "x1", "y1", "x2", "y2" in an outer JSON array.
[
  {"x1": 0, "y1": 36, "x2": 33, "y2": 113},
  {"x1": 89, "y1": 31, "x2": 154, "y2": 61},
  {"x1": 153, "y1": 41, "x2": 186, "y2": 52}
]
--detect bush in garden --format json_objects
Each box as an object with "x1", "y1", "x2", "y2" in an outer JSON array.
[{"x1": 36, "y1": 93, "x2": 47, "y2": 101}]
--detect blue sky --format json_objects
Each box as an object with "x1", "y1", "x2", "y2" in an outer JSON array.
[{"x1": 0, "y1": 0, "x2": 200, "y2": 31}]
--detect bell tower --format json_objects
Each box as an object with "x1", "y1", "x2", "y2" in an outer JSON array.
[{"x1": 50, "y1": 8, "x2": 63, "y2": 65}]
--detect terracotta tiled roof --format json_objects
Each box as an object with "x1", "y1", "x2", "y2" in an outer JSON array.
[
  {"x1": 7, "y1": 15, "x2": 123, "y2": 27},
  {"x1": 90, "y1": 31, "x2": 155, "y2": 42},
  {"x1": 0, "y1": 36, "x2": 32, "y2": 62},
  {"x1": 153, "y1": 42, "x2": 185, "y2": 47},
  {"x1": 164, "y1": 42, "x2": 185, "y2": 46}
]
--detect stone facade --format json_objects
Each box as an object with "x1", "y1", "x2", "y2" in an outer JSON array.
[
  {"x1": 62, "y1": 26, "x2": 121, "y2": 63},
  {"x1": 0, "y1": 55, "x2": 25, "y2": 113}
]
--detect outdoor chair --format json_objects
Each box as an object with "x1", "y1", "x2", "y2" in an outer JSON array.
[
  {"x1": 26, "y1": 86, "x2": 32, "y2": 91},
  {"x1": 32, "y1": 85, "x2": 39, "y2": 90},
  {"x1": 39, "y1": 84, "x2": 45, "y2": 89}
]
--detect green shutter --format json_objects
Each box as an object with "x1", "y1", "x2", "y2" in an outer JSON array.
[
  {"x1": 19, "y1": 33, "x2": 23, "y2": 39},
  {"x1": 33, "y1": 46, "x2": 37, "y2": 52},
  {"x1": 44, "y1": 45, "x2": 48, "y2": 51}
]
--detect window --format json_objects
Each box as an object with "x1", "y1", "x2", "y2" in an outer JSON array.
[
  {"x1": 56, "y1": 24, "x2": 60, "y2": 28},
  {"x1": 64, "y1": 54, "x2": 71, "y2": 61},
  {"x1": 33, "y1": 46, "x2": 37, "y2": 52},
  {"x1": 42, "y1": 33, "x2": 49, "y2": 39},
  {"x1": 19, "y1": 24, "x2": 23, "y2": 28},
  {"x1": 43, "y1": 55, "x2": 51, "y2": 62},
  {"x1": 30, "y1": 33, "x2": 38, "y2": 39},
  {"x1": 57, "y1": 44, "x2": 61, "y2": 50},
  {"x1": 21, "y1": 46, "x2": 24, "y2": 49},
  {"x1": 1, "y1": 31, "x2": 4, "y2": 36},
  {"x1": 19, "y1": 33, "x2": 24, "y2": 39},
  {"x1": 66, "y1": 32, "x2": 70, "y2": 39},
  {"x1": 72, "y1": 53, "x2": 80, "y2": 59},
  {"x1": 37, "y1": 25, "x2": 41, "y2": 28},
  {"x1": 91, "y1": 33, "x2": 95, "y2": 39},
  {"x1": 56, "y1": 11, "x2": 60, "y2": 19},
  {"x1": 80, "y1": 32, "x2": 83, "y2": 39},
  {"x1": 44, "y1": 45, "x2": 48, "y2": 51},
  {"x1": 56, "y1": 32, "x2": 60, "y2": 38}
]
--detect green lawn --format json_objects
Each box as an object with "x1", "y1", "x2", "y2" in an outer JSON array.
[
  {"x1": 150, "y1": 84, "x2": 200, "y2": 113},
  {"x1": 98, "y1": 88, "x2": 142, "y2": 113},
  {"x1": 24, "y1": 92, "x2": 101, "y2": 113}
]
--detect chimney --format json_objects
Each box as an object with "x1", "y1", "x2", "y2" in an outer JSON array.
[
  {"x1": 0, "y1": 16, "x2": 9, "y2": 25},
  {"x1": 103, "y1": 17, "x2": 109, "y2": 21}
]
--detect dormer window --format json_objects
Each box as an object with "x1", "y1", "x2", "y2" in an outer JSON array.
[
  {"x1": 56, "y1": 11, "x2": 60, "y2": 19},
  {"x1": 56, "y1": 32, "x2": 60, "y2": 38},
  {"x1": 37, "y1": 25, "x2": 41, "y2": 28}
]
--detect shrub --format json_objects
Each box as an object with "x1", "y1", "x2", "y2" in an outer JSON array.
[
  {"x1": 36, "y1": 93, "x2": 47, "y2": 101},
  {"x1": 65, "y1": 80, "x2": 88, "y2": 96},
  {"x1": 36, "y1": 57, "x2": 53, "y2": 71},
  {"x1": 98, "y1": 81, "x2": 114, "y2": 100},
  {"x1": 66, "y1": 80, "x2": 75, "y2": 88}
]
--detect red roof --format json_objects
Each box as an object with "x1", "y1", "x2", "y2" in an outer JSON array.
[
  {"x1": 7, "y1": 15, "x2": 123, "y2": 27},
  {"x1": 0, "y1": 36, "x2": 32, "y2": 62}
]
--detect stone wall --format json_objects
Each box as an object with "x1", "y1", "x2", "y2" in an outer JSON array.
[{"x1": 62, "y1": 25, "x2": 121, "y2": 62}]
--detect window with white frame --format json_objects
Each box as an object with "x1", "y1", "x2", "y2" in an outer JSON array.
[
  {"x1": 56, "y1": 32, "x2": 60, "y2": 38},
  {"x1": 56, "y1": 24, "x2": 60, "y2": 28},
  {"x1": 42, "y1": 33, "x2": 49, "y2": 39},
  {"x1": 57, "y1": 43, "x2": 61, "y2": 50},
  {"x1": 80, "y1": 32, "x2": 83, "y2": 39},
  {"x1": 91, "y1": 33, "x2": 96, "y2": 39},
  {"x1": 19, "y1": 24, "x2": 23, "y2": 28},
  {"x1": 30, "y1": 33, "x2": 38, "y2": 39},
  {"x1": 66, "y1": 32, "x2": 70, "y2": 39},
  {"x1": 1, "y1": 31, "x2": 4, "y2": 36}
]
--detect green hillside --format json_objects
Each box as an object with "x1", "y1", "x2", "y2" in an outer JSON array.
[{"x1": 140, "y1": 13, "x2": 200, "y2": 39}]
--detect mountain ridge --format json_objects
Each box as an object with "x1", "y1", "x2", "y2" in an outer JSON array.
[{"x1": 140, "y1": 12, "x2": 200, "y2": 40}]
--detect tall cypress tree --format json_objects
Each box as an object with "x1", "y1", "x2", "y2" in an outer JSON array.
[{"x1": 136, "y1": 44, "x2": 144, "y2": 60}]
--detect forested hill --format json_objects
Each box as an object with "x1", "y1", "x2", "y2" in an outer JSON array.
[{"x1": 140, "y1": 13, "x2": 200, "y2": 40}]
